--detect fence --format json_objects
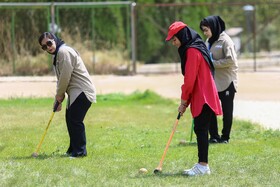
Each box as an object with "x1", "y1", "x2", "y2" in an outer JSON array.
[
  {"x1": 136, "y1": 1, "x2": 280, "y2": 73},
  {"x1": 0, "y1": 1, "x2": 136, "y2": 75},
  {"x1": 0, "y1": 1, "x2": 280, "y2": 75}
]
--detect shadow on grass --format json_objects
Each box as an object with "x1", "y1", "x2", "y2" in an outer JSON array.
[
  {"x1": 8, "y1": 152, "x2": 71, "y2": 160},
  {"x1": 133, "y1": 171, "x2": 187, "y2": 178},
  {"x1": 176, "y1": 142, "x2": 197, "y2": 147},
  {"x1": 153, "y1": 171, "x2": 186, "y2": 177}
]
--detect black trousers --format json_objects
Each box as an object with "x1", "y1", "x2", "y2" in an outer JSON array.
[
  {"x1": 209, "y1": 82, "x2": 236, "y2": 141},
  {"x1": 194, "y1": 104, "x2": 215, "y2": 163},
  {"x1": 66, "y1": 92, "x2": 92, "y2": 157}
]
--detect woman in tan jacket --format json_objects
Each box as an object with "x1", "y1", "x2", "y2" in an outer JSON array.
[
  {"x1": 200, "y1": 16, "x2": 238, "y2": 144},
  {"x1": 38, "y1": 32, "x2": 96, "y2": 157}
]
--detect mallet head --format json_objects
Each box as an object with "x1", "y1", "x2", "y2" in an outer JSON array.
[
  {"x1": 153, "y1": 168, "x2": 162, "y2": 174},
  {"x1": 31, "y1": 152, "x2": 39, "y2": 158}
]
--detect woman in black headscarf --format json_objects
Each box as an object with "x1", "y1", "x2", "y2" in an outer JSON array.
[
  {"x1": 38, "y1": 32, "x2": 96, "y2": 157},
  {"x1": 165, "y1": 21, "x2": 222, "y2": 176},
  {"x1": 200, "y1": 16, "x2": 238, "y2": 144}
]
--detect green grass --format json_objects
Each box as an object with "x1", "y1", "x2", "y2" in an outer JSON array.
[{"x1": 0, "y1": 90, "x2": 279, "y2": 187}]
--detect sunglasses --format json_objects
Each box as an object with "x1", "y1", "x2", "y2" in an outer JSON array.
[{"x1": 41, "y1": 40, "x2": 53, "y2": 50}]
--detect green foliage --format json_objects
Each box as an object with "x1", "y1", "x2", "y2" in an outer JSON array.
[
  {"x1": 98, "y1": 90, "x2": 175, "y2": 106},
  {"x1": 0, "y1": 91, "x2": 280, "y2": 186},
  {"x1": 1, "y1": 1, "x2": 280, "y2": 75}
]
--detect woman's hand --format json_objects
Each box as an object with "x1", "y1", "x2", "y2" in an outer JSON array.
[
  {"x1": 178, "y1": 100, "x2": 188, "y2": 116},
  {"x1": 55, "y1": 94, "x2": 65, "y2": 112}
]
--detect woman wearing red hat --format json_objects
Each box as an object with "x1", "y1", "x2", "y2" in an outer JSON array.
[
  {"x1": 200, "y1": 16, "x2": 238, "y2": 144},
  {"x1": 166, "y1": 21, "x2": 222, "y2": 176}
]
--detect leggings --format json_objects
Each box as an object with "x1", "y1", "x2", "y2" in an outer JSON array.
[{"x1": 194, "y1": 104, "x2": 215, "y2": 163}]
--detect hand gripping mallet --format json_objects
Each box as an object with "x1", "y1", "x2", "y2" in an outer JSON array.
[
  {"x1": 31, "y1": 101, "x2": 59, "y2": 158},
  {"x1": 154, "y1": 113, "x2": 181, "y2": 174}
]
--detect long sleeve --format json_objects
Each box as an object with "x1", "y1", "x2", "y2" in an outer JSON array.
[
  {"x1": 210, "y1": 32, "x2": 238, "y2": 92},
  {"x1": 53, "y1": 45, "x2": 96, "y2": 107},
  {"x1": 56, "y1": 49, "x2": 74, "y2": 97},
  {"x1": 213, "y1": 43, "x2": 237, "y2": 69},
  {"x1": 181, "y1": 48, "x2": 200, "y2": 101},
  {"x1": 180, "y1": 48, "x2": 222, "y2": 117}
]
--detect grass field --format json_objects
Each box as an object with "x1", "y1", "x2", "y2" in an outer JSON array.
[{"x1": 0, "y1": 91, "x2": 279, "y2": 187}]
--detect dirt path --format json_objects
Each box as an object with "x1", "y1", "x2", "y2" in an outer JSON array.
[{"x1": 1, "y1": 71, "x2": 280, "y2": 129}]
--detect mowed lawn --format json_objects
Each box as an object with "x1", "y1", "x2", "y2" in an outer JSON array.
[{"x1": 0, "y1": 91, "x2": 279, "y2": 187}]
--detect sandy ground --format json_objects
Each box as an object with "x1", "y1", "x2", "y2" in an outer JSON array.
[{"x1": 0, "y1": 71, "x2": 280, "y2": 130}]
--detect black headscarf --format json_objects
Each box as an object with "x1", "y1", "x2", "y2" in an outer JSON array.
[
  {"x1": 175, "y1": 26, "x2": 214, "y2": 76},
  {"x1": 49, "y1": 33, "x2": 65, "y2": 66},
  {"x1": 38, "y1": 32, "x2": 65, "y2": 66},
  {"x1": 200, "y1": 15, "x2": 225, "y2": 46}
]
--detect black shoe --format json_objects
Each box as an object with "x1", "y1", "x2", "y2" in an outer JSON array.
[
  {"x1": 65, "y1": 151, "x2": 72, "y2": 155},
  {"x1": 71, "y1": 152, "x2": 87, "y2": 158},
  {"x1": 219, "y1": 139, "x2": 229, "y2": 144},
  {"x1": 66, "y1": 147, "x2": 72, "y2": 155},
  {"x1": 209, "y1": 138, "x2": 219, "y2": 143}
]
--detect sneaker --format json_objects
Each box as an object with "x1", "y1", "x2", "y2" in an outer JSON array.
[
  {"x1": 182, "y1": 163, "x2": 211, "y2": 176},
  {"x1": 69, "y1": 154, "x2": 86, "y2": 159}
]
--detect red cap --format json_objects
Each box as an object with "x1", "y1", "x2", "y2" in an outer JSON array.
[{"x1": 165, "y1": 21, "x2": 187, "y2": 41}]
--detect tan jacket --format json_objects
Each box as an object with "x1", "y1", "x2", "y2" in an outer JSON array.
[
  {"x1": 54, "y1": 45, "x2": 96, "y2": 107},
  {"x1": 207, "y1": 32, "x2": 238, "y2": 92}
]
